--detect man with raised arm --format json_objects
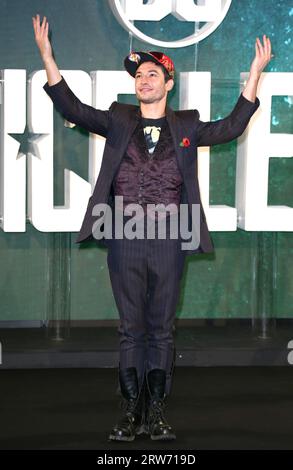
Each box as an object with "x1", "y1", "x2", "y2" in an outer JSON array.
[{"x1": 33, "y1": 13, "x2": 272, "y2": 442}]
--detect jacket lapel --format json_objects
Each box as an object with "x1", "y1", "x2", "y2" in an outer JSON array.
[
  {"x1": 108, "y1": 106, "x2": 141, "y2": 175},
  {"x1": 165, "y1": 106, "x2": 185, "y2": 177},
  {"x1": 110, "y1": 104, "x2": 186, "y2": 178}
]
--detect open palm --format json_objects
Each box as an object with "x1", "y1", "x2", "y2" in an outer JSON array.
[
  {"x1": 250, "y1": 35, "x2": 273, "y2": 76},
  {"x1": 32, "y1": 14, "x2": 52, "y2": 59}
]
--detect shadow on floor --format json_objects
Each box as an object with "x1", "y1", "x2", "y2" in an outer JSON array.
[{"x1": 0, "y1": 366, "x2": 292, "y2": 450}]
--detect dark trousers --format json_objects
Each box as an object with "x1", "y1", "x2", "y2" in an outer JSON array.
[{"x1": 106, "y1": 214, "x2": 186, "y2": 395}]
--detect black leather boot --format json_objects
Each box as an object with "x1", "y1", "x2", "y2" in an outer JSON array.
[
  {"x1": 145, "y1": 369, "x2": 176, "y2": 441},
  {"x1": 108, "y1": 367, "x2": 145, "y2": 442}
]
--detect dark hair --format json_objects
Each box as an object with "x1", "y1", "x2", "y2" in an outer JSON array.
[
  {"x1": 157, "y1": 63, "x2": 174, "y2": 83},
  {"x1": 135, "y1": 61, "x2": 174, "y2": 83}
]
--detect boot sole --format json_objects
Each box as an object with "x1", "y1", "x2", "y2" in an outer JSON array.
[
  {"x1": 108, "y1": 424, "x2": 145, "y2": 442},
  {"x1": 108, "y1": 434, "x2": 135, "y2": 442},
  {"x1": 150, "y1": 434, "x2": 176, "y2": 441}
]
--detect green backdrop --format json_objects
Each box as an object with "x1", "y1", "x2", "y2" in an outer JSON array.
[{"x1": 0, "y1": 0, "x2": 292, "y2": 322}]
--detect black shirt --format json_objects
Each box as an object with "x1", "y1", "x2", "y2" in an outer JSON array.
[{"x1": 141, "y1": 117, "x2": 166, "y2": 154}]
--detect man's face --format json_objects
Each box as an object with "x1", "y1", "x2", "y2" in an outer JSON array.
[{"x1": 134, "y1": 61, "x2": 173, "y2": 104}]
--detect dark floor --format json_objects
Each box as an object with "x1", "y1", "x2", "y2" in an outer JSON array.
[
  {"x1": 0, "y1": 367, "x2": 292, "y2": 450},
  {"x1": 1, "y1": 322, "x2": 293, "y2": 368}
]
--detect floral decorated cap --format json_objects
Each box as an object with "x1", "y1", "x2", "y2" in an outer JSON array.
[{"x1": 124, "y1": 51, "x2": 175, "y2": 80}]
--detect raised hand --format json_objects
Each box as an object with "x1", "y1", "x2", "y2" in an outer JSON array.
[
  {"x1": 32, "y1": 13, "x2": 61, "y2": 85},
  {"x1": 250, "y1": 34, "x2": 273, "y2": 77},
  {"x1": 32, "y1": 14, "x2": 52, "y2": 60},
  {"x1": 242, "y1": 34, "x2": 273, "y2": 102}
]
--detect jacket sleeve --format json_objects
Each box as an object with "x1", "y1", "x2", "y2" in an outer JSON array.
[
  {"x1": 43, "y1": 76, "x2": 116, "y2": 137},
  {"x1": 195, "y1": 93, "x2": 260, "y2": 147}
]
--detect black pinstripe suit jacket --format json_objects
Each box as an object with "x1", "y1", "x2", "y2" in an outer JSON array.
[{"x1": 44, "y1": 77, "x2": 260, "y2": 255}]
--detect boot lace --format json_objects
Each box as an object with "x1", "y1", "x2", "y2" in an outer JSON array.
[
  {"x1": 120, "y1": 397, "x2": 136, "y2": 412},
  {"x1": 149, "y1": 399, "x2": 169, "y2": 425}
]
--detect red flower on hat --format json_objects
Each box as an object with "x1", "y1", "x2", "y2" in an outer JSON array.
[
  {"x1": 179, "y1": 137, "x2": 190, "y2": 148},
  {"x1": 160, "y1": 54, "x2": 174, "y2": 76},
  {"x1": 149, "y1": 51, "x2": 175, "y2": 78}
]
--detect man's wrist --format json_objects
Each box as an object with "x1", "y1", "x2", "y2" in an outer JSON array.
[
  {"x1": 42, "y1": 55, "x2": 54, "y2": 64},
  {"x1": 248, "y1": 70, "x2": 261, "y2": 82}
]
